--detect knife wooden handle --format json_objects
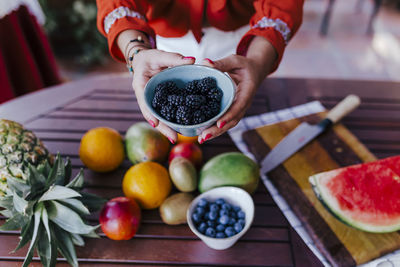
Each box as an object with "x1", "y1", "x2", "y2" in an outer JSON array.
[{"x1": 325, "y1": 95, "x2": 361, "y2": 123}]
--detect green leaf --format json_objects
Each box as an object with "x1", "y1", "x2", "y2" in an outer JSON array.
[
  {"x1": 25, "y1": 165, "x2": 46, "y2": 200},
  {"x1": 65, "y1": 157, "x2": 72, "y2": 183},
  {"x1": 80, "y1": 192, "x2": 106, "y2": 212},
  {"x1": 0, "y1": 209, "x2": 13, "y2": 217},
  {"x1": 70, "y1": 233, "x2": 84, "y2": 246},
  {"x1": 41, "y1": 207, "x2": 51, "y2": 242},
  {"x1": 13, "y1": 192, "x2": 28, "y2": 214},
  {"x1": 57, "y1": 198, "x2": 89, "y2": 215},
  {"x1": 6, "y1": 177, "x2": 30, "y2": 197},
  {"x1": 22, "y1": 205, "x2": 42, "y2": 267},
  {"x1": 53, "y1": 224, "x2": 78, "y2": 267},
  {"x1": 66, "y1": 169, "x2": 84, "y2": 190},
  {"x1": 45, "y1": 155, "x2": 60, "y2": 187},
  {"x1": 39, "y1": 185, "x2": 81, "y2": 202},
  {"x1": 0, "y1": 196, "x2": 14, "y2": 210},
  {"x1": 37, "y1": 228, "x2": 51, "y2": 267},
  {"x1": 82, "y1": 229, "x2": 100, "y2": 238},
  {"x1": 53, "y1": 155, "x2": 66, "y2": 186},
  {"x1": 0, "y1": 213, "x2": 27, "y2": 230},
  {"x1": 13, "y1": 218, "x2": 34, "y2": 252},
  {"x1": 47, "y1": 201, "x2": 97, "y2": 235}
]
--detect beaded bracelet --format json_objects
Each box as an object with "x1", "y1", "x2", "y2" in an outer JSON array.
[
  {"x1": 123, "y1": 36, "x2": 145, "y2": 60},
  {"x1": 125, "y1": 44, "x2": 152, "y2": 74}
]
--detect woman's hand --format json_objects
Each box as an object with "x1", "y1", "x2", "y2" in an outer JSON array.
[
  {"x1": 117, "y1": 29, "x2": 195, "y2": 144},
  {"x1": 131, "y1": 49, "x2": 195, "y2": 143},
  {"x1": 198, "y1": 36, "x2": 277, "y2": 143}
]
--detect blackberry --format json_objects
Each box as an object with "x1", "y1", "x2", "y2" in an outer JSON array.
[
  {"x1": 176, "y1": 106, "x2": 192, "y2": 125},
  {"x1": 159, "y1": 81, "x2": 180, "y2": 95},
  {"x1": 192, "y1": 110, "x2": 206, "y2": 125},
  {"x1": 201, "y1": 101, "x2": 220, "y2": 120},
  {"x1": 160, "y1": 105, "x2": 177, "y2": 122},
  {"x1": 185, "y1": 95, "x2": 206, "y2": 109},
  {"x1": 152, "y1": 90, "x2": 167, "y2": 110},
  {"x1": 167, "y1": 95, "x2": 184, "y2": 107},
  {"x1": 185, "y1": 80, "x2": 200, "y2": 95},
  {"x1": 198, "y1": 77, "x2": 217, "y2": 93},
  {"x1": 207, "y1": 87, "x2": 223, "y2": 102}
]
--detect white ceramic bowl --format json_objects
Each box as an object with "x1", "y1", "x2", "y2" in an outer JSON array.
[
  {"x1": 186, "y1": 186, "x2": 255, "y2": 250},
  {"x1": 144, "y1": 65, "x2": 236, "y2": 137}
]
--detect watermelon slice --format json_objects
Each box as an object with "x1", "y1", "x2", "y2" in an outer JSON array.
[{"x1": 309, "y1": 155, "x2": 400, "y2": 233}]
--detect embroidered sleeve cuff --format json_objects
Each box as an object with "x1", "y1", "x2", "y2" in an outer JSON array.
[
  {"x1": 107, "y1": 16, "x2": 156, "y2": 62},
  {"x1": 237, "y1": 27, "x2": 286, "y2": 73}
]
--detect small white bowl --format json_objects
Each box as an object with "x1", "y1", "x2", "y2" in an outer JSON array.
[{"x1": 186, "y1": 186, "x2": 255, "y2": 250}]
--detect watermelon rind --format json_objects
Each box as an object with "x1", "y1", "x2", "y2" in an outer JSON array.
[{"x1": 309, "y1": 172, "x2": 400, "y2": 233}]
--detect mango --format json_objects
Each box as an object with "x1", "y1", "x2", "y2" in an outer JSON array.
[{"x1": 199, "y1": 152, "x2": 259, "y2": 194}]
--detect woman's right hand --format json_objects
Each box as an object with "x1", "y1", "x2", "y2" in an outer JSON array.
[{"x1": 130, "y1": 48, "x2": 195, "y2": 143}]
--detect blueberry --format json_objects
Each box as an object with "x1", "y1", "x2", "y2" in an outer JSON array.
[
  {"x1": 229, "y1": 211, "x2": 237, "y2": 219},
  {"x1": 196, "y1": 206, "x2": 205, "y2": 216},
  {"x1": 220, "y1": 210, "x2": 229, "y2": 217},
  {"x1": 216, "y1": 198, "x2": 225, "y2": 206},
  {"x1": 216, "y1": 232, "x2": 226, "y2": 238},
  {"x1": 238, "y1": 219, "x2": 245, "y2": 227},
  {"x1": 210, "y1": 203, "x2": 219, "y2": 212},
  {"x1": 228, "y1": 218, "x2": 237, "y2": 226},
  {"x1": 234, "y1": 222, "x2": 243, "y2": 233},
  {"x1": 222, "y1": 203, "x2": 231, "y2": 211},
  {"x1": 198, "y1": 222, "x2": 207, "y2": 234},
  {"x1": 216, "y1": 224, "x2": 225, "y2": 232},
  {"x1": 209, "y1": 210, "x2": 218, "y2": 221},
  {"x1": 207, "y1": 220, "x2": 216, "y2": 228},
  {"x1": 237, "y1": 211, "x2": 245, "y2": 219},
  {"x1": 219, "y1": 215, "x2": 230, "y2": 225},
  {"x1": 198, "y1": 198, "x2": 208, "y2": 207},
  {"x1": 233, "y1": 205, "x2": 241, "y2": 212},
  {"x1": 192, "y1": 213, "x2": 201, "y2": 223},
  {"x1": 205, "y1": 227, "x2": 216, "y2": 237},
  {"x1": 225, "y1": 226, "x2": 236, "y2": 237},
  {"x1": 205, "y1": 212, "x2": 210, "y2": 220}
]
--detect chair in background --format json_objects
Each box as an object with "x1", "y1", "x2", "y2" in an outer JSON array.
[
  {"x1": 0, "y1": 2, "x2": 61, "y2": 104},
  {"x1": 320, "y1": 0, "x2": 383, "y2": 36}
]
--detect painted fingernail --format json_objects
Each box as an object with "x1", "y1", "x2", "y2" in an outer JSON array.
[
  {"x1": 168, "y1": 137, "x2": 175, "y2": 144},
  {"x1": 149, "y1": 120, "x2": 156, "y2": 128},
  {"x1": 204, "y1": 133, "x2": 212, "y2": 141},
  {"x1": 218, "y1": 121, "x2": 226, "y2": 129},
  {"x1": 183, "y1": 56, "x2": 195, "y2": 60},
  {"x1": 205, "y1": 58, "x2": 214, "y2": 64},
  {"x1": 199, "y1": 138, "x2": 204, "y2": 144}
]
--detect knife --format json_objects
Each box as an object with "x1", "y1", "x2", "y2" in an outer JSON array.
[{"x1": 260, "y1": 95, "x2": 361, "y2": 175}]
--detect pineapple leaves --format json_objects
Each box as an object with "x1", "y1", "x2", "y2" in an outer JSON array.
[
  {"x1": 6, "y1": 176, "x2": 30, "y2": 197},
  {"x1": 57, "y1": 198, "x2": 90, "y2": 215},
  {"x1": 47, "y1": 200, "x2": 97, "y2": 235},
  {"x1": 66, "y1": 169, "x2": 84, "y2": 190},
  {"x1": 53, "y1": 224, "x2": 79, "y2": 267},
  {"x1": 22, "y1": 204, "x2": 42, "y2": 267},
  {"x1": 0, "y1": 195, "x2": 13, "y2": 210},
  {"x1": 13, "y1": 216, "x2": 34, "y2": 252},
  {"x1": 70, "y1": 233, "x2": 85, "y2": 247},
  {"x1": 41, "y1": 206, "x2": 51, "y2": 242},
  {"x1": 0, "y1": 213, "x2": 28, "y2": 230},
  {"x1": 12, "y1": 192, "x2": 28, "y2": 214},
  {"x1": 39, "y1": 185, "x2": 81, "y2": 202},
  {"x1": 80, "y1": 191, "x2": 107, "y2": 212},
  {"x1": 37, "y1": 228, "x2": 52, "y2": 267}
]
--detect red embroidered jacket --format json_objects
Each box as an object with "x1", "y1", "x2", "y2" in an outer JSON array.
[{"x1": 96, "y1": 0, "x2": 304, "y2": 70}]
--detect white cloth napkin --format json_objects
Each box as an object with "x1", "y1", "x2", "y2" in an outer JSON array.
[{"x1": 228, "y1": 101, "x2": 399, "y2": 267}]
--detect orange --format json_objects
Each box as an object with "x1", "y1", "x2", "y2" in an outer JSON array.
[
  {"x1": 79, "y1": 127, "x2": 125, "y2": 172},
  {"x1": 122, "y1": 162, "x2": 172, "y2": 209},
  {"x1": 177, "y1": 133, "x2": 198, "y2": 144}
]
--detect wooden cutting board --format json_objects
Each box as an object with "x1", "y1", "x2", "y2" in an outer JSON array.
[{"x1": 242, "y1": 112, "x2": 400, "y2": 267}]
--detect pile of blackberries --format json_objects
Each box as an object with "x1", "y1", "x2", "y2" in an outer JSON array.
[
  {"x1": 191, "y1": 198, "x2": 246, "y2": 238},
  {"x1": 151, "y1": 77, "x2": 223, "y2": 125}
]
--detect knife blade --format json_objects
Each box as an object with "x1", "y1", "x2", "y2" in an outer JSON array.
[{"x1": 260, "y1": 95, "x2": 361, "y2": 175}]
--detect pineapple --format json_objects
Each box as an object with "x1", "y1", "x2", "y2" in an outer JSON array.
[
  {"x1": 0, "y1": 120, "x2": 105, "y2": 267},
  {"x1": 0, "y1": 119, "x2": 53, "y2": 196}
]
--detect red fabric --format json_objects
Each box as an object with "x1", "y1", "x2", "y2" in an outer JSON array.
[
  {"x1": 0, "y1": 5, "x2": 61, "y2": 104},
  {"x1": 96, "y1": 0, "x2": 303, "y2": 68}
]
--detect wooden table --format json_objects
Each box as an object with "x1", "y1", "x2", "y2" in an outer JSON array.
[{"x1": 0, "y1": 73, "x2": 399, "y2": 266}]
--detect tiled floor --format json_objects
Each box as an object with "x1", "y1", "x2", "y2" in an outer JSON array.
[{"x1": 58, "y1": 0, "x2": 400, "y2": 82}]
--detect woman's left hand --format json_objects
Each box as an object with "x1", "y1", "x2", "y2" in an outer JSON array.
[{"x1": 198, "y1": 36, "x2": 277, "y2": 143}]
